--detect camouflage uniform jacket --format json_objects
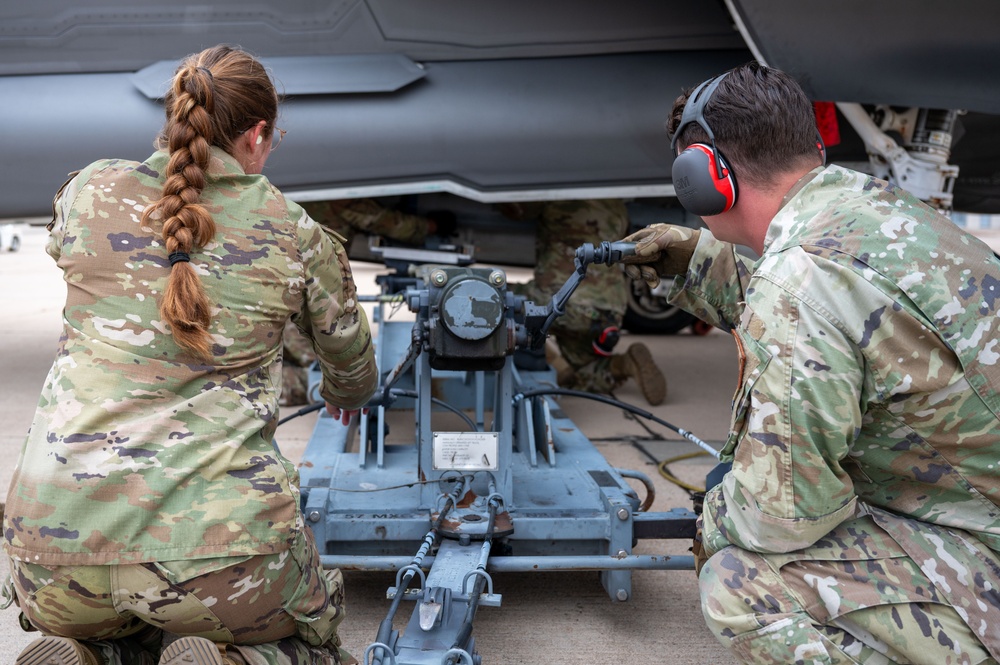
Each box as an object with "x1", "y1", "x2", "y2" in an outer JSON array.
[
  {"x1": 3, "y1": 149, "x2": 377, "y2": 565},
  {"x1": 669, "y1": 165, "x2": 1000, "y2": 591}
]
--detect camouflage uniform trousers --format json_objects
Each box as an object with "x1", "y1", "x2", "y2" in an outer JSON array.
[
  {"x1": 8, "y1": 528, "x2": 351, "y2": 665},
  {"x1": 511, "y1": 279, "x2": 621, "y2": 393},
  {"x1": 521, "y1": 199, "x2": 630, "y2": 394},
  {"x1": 549, "y1": 300, "x2": 623, "y2": 394},
  {"x1": 700, "y1": 515, "x2": 999, "y2": 664}
]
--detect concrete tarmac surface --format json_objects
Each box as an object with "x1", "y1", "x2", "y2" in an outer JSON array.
[{"x1": 0, "y1": 224, "x2": 743, "y2": 663}]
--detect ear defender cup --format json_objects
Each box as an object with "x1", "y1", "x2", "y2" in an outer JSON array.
[
  {"x1": 672, "y1": 143, "x2": 738, "y2": 216},
  {"x1": 670, "y1": 73, "x2": 738, "y2": 216}
]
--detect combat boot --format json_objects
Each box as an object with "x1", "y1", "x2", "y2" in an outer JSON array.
[
  {"x1": 16, "y1": 636, "x2": 102, "y2": 665},
  {"x1": 610, "y1": 343, "x2": 667, "y2": 406},
  {"x1": 159, "y1": 636, "x2": 244, "y2": 665}
]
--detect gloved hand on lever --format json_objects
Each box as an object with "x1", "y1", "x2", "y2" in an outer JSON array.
[{"x1": 620, "y1": 224, "x2": 701, "y2": 288}]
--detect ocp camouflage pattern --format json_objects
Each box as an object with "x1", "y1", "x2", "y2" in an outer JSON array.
[
  {"x1": 666, "y1": 165, "x2": 1000, "y2": 658},
  {"x1": 518, "y1": 199, "x2": 629, "y2": 392},
  {"x1": 700, "y1": 514, "x2": 999, "y2": 664},
  {"x1": 301, "y1": 198, "x2": 431, "y2": 249},
  {"x1": 283, "y1": 198, "x2": 433, "y2": 405},
  {"x1": 12, "y1": 529, "x2": 349, "y2": 664},
  {"x1": 3, "y1": 148, "x2": 377, "y2": 566}
]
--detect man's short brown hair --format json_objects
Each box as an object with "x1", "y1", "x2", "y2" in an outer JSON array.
[{"x1": 667, "y1": 62, "x2": 822, "y2": 189}]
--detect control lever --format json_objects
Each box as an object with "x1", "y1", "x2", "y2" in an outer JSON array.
[{"x1": 529, "y1": 241, "x2": 636, "y2": 347}]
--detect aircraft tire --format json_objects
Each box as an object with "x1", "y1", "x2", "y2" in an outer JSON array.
[{"x1": 623, "y1": 279, "x2": 696, "y2": 334}]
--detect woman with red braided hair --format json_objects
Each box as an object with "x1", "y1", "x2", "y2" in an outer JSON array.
[{"x1": 3, "y1": 45, "x2": 377, "y2": 665}]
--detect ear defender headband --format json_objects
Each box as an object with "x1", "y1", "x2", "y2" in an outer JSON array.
[{"x1": 671, "y1": 74, "x2": 738, "y2": 217}]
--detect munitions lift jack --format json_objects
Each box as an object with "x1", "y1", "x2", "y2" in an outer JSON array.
[{"x1": 295, "y1": 241, "x2": 720, "y2": 665}]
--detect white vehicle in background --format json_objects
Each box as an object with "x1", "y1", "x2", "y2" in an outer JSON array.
[{"x1": 0, "y1": 222, "x2": 25, "y2": 252}]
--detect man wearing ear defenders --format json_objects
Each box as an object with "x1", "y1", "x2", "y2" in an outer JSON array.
[{"x1": 621, "y1": 62, "x2": 1000, "y2": 664}]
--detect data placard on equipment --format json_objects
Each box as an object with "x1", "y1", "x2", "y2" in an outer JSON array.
[{"x1": 432, "y1": 432, "x2": 499, "y2": 471}]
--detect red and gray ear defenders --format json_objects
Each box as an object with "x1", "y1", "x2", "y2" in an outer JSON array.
[
  {"x1": 671, "y1": 73, "x2": 828, "y2": 217},
  {"x1": 671, "y1": 74, "x2": 737, "y2": 217}
]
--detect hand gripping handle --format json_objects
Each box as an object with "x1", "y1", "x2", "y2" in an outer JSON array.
[{"x1": 575, "y1": 241, "x2": 637, "y2": 267}]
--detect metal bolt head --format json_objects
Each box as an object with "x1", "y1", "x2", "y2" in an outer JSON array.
[
  {"x1": 616, "y1": 507, "x2": 630, "y2": 520},
  {"x1": 616, "y1": 589, "x2": 629, "y2": 601},
  {"x1": 488, "y1": 270, "x2": 506, "y2": 287},
  {"x1": 431, "y1": 269, "x2": 448, "y2": 286},
  {"x1": 307, "y1": 510, "x2": 321, "y2": 523}
]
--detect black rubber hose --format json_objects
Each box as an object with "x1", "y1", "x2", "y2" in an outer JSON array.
[{"x1": 514, "y1": 387, "x2": 719, "y2": 460}]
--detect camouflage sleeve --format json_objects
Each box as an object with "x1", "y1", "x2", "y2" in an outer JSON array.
[
  {"x1": 701, "y1": 271, "x2": 862, "y2": 555},
  {"x1": 46, "y1": 170, "x2": 84, "y2": 261},
  {"x1": 306, "y1": 198, "x2": 431, "y2": 246},
  {"x1": 665, "y1": 229, "x2": 756, "y2": 330},
  {"x1": 341, "y1": 198, "x2": 431, "y2": 245},
  {"x1": 300, "y1": 200, "x2": 351, "y2": 244},
  {"x1": 293, "y1": 206, "x2": 378, "y2": 410}
]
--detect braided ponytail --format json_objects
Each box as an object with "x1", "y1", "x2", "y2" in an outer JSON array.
[{"x1": 142, "y1": 45, "x2": 278, "y2": 358}]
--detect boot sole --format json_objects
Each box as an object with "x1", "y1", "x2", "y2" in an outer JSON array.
[
  {"x1": 16, "y1": 636, "x2": 97, "y2": 665},
  {"x1": 159, "y1": 636, "x2": 223, "y2": 665},
  {"x1": 627, "y1": 343, "x2": 667, "y2": 406}
]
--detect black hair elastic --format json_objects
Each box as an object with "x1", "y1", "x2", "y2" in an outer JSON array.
[{"x1": 168, "y1": 251, "x2": 190, "y2": 266}]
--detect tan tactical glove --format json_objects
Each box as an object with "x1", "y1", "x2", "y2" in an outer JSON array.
[{"x1": 621, "y1": 224, "x2": 700, "y2": 288}]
